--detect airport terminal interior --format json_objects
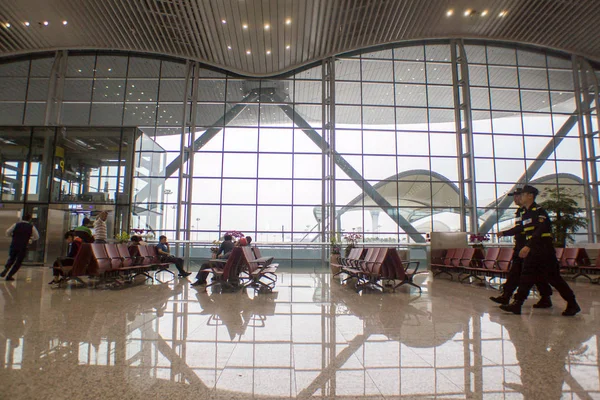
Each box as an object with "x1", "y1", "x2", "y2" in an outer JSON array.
[{"x1": 0, "y1": 0, "x2": 600, "y2": 398}]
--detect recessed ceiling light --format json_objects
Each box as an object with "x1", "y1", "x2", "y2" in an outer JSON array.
[
  {"x1": 43, "y1": 21, "x2": 49, "y2": 26},
  {"x1": 242, "y1": 24, "x2": 248, "y2": 29},
  {"x1": 446, "y1": 10, "x2": 453, "y2": 17},
  {"x1": 5, "y1": 23, "x2": 10, "y2": 28},
  {"x1": 221, "y1": 19, "x2": 226, "y2": 24},
  {"x1": 77, "y1": 69, "x2": 82, "y2": 72},
  {"x1": 108, "y1": 68, "x2": 112, "y2": 72},
  {"x1": 264, "y1": 23, "x2": 270, "y2": 30},
  {"x1": 499, "y1": 10, "x2": 508, "y2": 17},
  {"x1": 266, "y1": 50, "x2": 271, "y2": 55},
  {"x1": 246, "y1": 50, "x2": 251, "y2": 55},
  {"x1": 286, "y1": 45, "x2": 290, "y2": 49},
  {"x1": 24, "y1": 21, "x2": 30, "y2": 26},
  {"x1": 464, "y1": 9, "x2": 472, "y2": 17},
  {"x1": 285, "y1": 18, "x2": 291, "y2": 25},
  {"x1": 62, "y1": 20, "x2": 68, "y2": 25},
  {"x1": 227, "y1": 45, "x2": 232, "y2": 50},
  {"x1": 481, "y1": 10, "x2": 488, "y2": 16}
]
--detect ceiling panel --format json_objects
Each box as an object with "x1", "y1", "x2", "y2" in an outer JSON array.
[{"x1": 0, "y1": 0, "x2": 598, "y2": 76}]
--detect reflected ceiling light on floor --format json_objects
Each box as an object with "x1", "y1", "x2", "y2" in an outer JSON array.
[
  {"x1": 499, "y1": 10, "x2": 508, "y2": 17},
  {"x1": 446, "y1": 9, "x2": 453, "y2": 17}
]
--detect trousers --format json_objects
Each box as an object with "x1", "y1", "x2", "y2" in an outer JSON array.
[
  {"x1": 4, "y1": 246, "x2": 28, "y2": 278},
  {"x1": 514, "y1": 251, "x2": 575, "y2": 303},
  {"x1": 502, "y1": 256, "x2": 552, "y2": 298}
]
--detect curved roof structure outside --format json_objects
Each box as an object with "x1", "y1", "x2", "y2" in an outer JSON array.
[
  {"x1": 1, "y1": 0, "x2": 599, "y2": 76},
  {"x1": 336, "y1": 170, "x2": 585, "y2": 231}
]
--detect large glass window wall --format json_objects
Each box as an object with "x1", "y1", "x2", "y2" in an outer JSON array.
[{"x1": 0, "y1": 42, "x2": 598, "y2": 262}]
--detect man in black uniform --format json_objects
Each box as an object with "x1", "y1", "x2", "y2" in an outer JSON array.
[
  {"x1": 500, "y1": 185, "x2": 580, "y2": 316},
  {"x1": 1, "y1": 213, "x2": 40, "y2": 281},
  {"x1": 490, "y1": 188, "x2": 553, "y2": 308}
]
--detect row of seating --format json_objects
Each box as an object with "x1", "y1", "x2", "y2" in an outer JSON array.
[
  {"x1": 556, "y1": 248, "x2": 600, "y2": 283},
  {"x1": 197, "y1": 246, "x2": 279, "y2": 292},
  {"x1": 332, "y1": 247, "x2": 422, "y2": 292},
  {"x1": 432, "y1": 247, "x2": 600, "y2": 284},
  {"x1": 53, "y1": 243, "x2": 175, "y2": 288},
  {"x1": 431, "y1": 247, "x2": 513, "y2": 284}
]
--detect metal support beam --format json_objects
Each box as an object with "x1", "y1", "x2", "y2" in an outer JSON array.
[
  {"x1": 43, "y1": 51, "x2": 67, "y2": 126},
  {"x1": 135, "y1": 90, "x2": 261, "y2": 204},
  {"x1": 274, "y1": 95, "x2": 426, "y2": 243},
  {"x1": 451, "y1": 39, "x2": 478, "y2": 233},
  {"x1": 572, "y1": 56, "x2": 596, "y2": 243},
  {"x1": 479, "y1": 112, "x2": 583, "y2": 233},
  {"x1": 184, "y1": 62, "x2": 200, "y2": 261}
]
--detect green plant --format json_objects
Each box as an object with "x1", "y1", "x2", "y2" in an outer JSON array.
[
  {"x1": 343, "y1": 232, "x2": 362, "y2": 257},
  {"x1": 115, "y1": 231, "x2": 130, "y2": 243},
  {"x1": 538, "y1": 187, "x2": 587, "y2": 247},
  {"x1": 330, "y1": 237, "x2": 341, "y2": 255}
]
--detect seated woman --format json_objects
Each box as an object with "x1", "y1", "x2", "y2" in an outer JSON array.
[
  {"x1": 49, "y1": 231, "x2": 82, "y2": 284},
  {"x1": 191, "y1": 234, "x2": 235, "y2": 286}
]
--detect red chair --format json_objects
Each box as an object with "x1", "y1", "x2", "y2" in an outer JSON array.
[
  {"x1": 382, "y1": 249, "x2": 422, "y2": 292},
  {"x1": 431, "y1": 248, "x2": 463, "y2": 279},
  {"x1": 200, "y1": 247, "x2": 245, "y2": 292}
]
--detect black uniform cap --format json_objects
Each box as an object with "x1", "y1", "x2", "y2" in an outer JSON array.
[
  {"x1": 521, "y1": 185, "x2": 539, "y2": 196},
  {"x1": 507, "y1": 188, "x2": 523, "y2": 196}
]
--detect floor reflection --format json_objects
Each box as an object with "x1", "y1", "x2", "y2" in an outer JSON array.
[{"x1": 0, "y1": 268, "x2": 598, "y2": 399}]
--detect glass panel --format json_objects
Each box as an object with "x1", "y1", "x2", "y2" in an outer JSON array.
[
  {"x1": 395, "y1": 84, "x2": 426, "y2": 107},
  {"x1": 27, "y1": 128, "x2": 55, "y2": 202},
  {"x1": 0, "y1": 78, "x2": 27, "y2": 100},
  {"x1": 362, "y1": 83, "x2": 394, "y2": 105},
  {"x1": 53, "y1": 128, "x2": 125, "y2": 203},
  {"x1": 361, "y1": 60, "x2": 393, "y2": 82},
  {"x1": 0, "y1": 127, "x2": 31, "y2": 201}
]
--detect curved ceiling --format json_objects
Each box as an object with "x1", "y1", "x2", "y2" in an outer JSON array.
[{"x1": 0, "y1": 0, "x2": 599, "y2": 77}]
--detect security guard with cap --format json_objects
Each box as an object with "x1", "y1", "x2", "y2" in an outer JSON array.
[
  {"x1": 490, "y1": 187, "x2": 553, "y2": 307},
  {"x1": 500, "y1": 185, "x2": 581, "y2": 316}
]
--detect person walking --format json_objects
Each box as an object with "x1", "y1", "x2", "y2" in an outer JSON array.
[
  {"x1": 499, "y1": 185, "x2": 581, "y2": 316},
  {"x1": 93, "y1": 211, "x2": 108, "y2": 243},
  {"x1": 1, "y1": 214, "x2": 39, "y2": 281},
  {"x1": 490, "y1": 188, "x2": 553, "y2": 308}
]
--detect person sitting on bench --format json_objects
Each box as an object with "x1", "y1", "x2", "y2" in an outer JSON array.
[
  {"x1": 191, "y1": 234, "x2": 234, "y2": 286},
  {"x1": 156, "y1": 235, "x2": 191, "y2": 278},
  {"x1": 49, "y1": 231, "x2": 82, "y2": 284}
]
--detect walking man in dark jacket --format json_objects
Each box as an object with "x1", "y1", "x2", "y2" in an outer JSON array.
[{"x1": 1, "y1": 214, "x2": 40, "y2": 281}]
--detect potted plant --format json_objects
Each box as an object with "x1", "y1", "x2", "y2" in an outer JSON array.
[
  {"x1": 469, "y1": 233, "x2": 490, "y2": 250},
  {"x1": 115, "y1": 231, "x2": 130, "y2": 244},
  {"x1": 343, "y1": 232, "x2": 362, "y2": 257},
  {"x1": 539, "y1": 187, "x2": 587, "y2": 247},
  {"x1": 329, "y1": 238, "x2": 342, "y2": 274}
]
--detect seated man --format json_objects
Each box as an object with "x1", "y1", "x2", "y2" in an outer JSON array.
[
  {"x1": 156, "y1": 235, "x2": 191, "y2": 277},
  {"x1": 192, "y1": 235, "x2": 235, "y2": 286},
  {"x1": 50, "y1": 231, "x2": 82, "y2": 284},
  {"x1": 245, "y1": 236, "x2": 252, "y2": 245}
]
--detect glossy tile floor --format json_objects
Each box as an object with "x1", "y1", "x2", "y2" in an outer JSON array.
[{"x1": 0, "y1": 268, "x2": 599, "y2": 400}]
